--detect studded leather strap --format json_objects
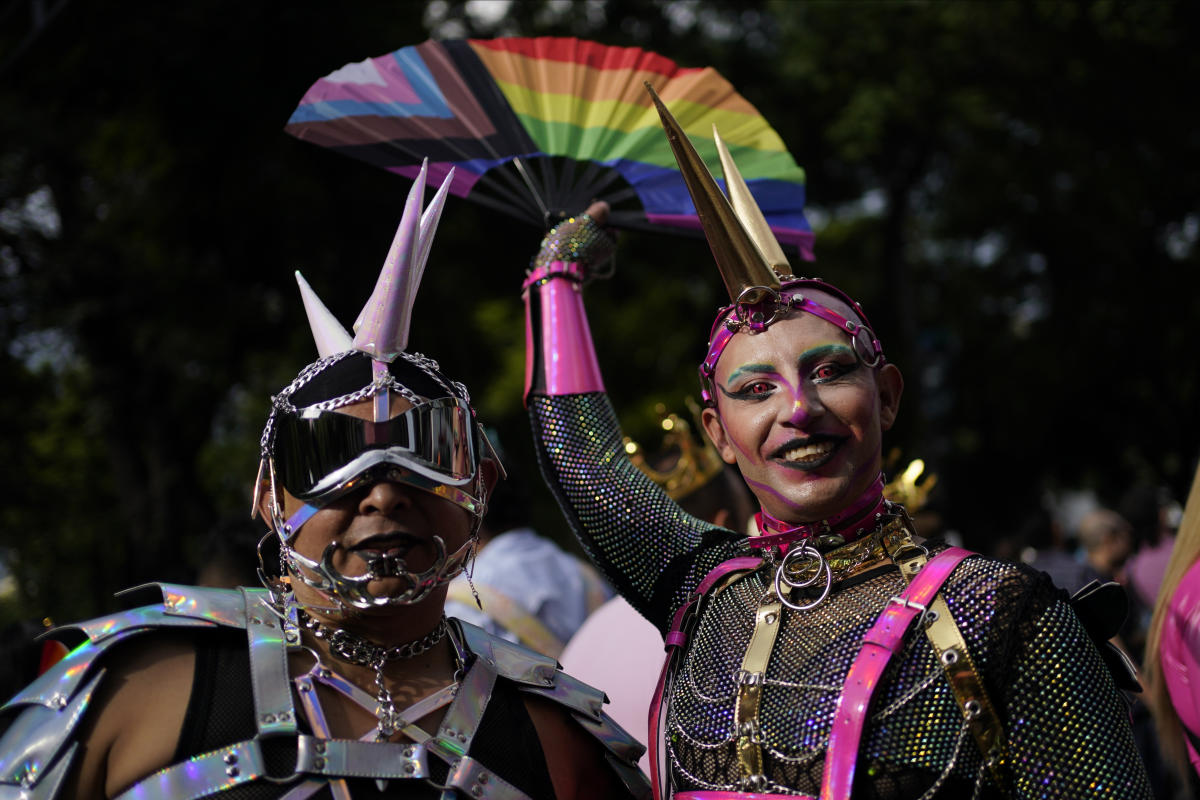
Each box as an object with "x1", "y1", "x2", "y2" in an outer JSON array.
[{"x1": 242, "y1": 588, "x2": 299, "y2": 738}]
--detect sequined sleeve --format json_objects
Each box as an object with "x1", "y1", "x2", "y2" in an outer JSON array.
[
  {"x1": 528, "y1": 392, "x2": 742, "y2": 631},
  {"x1": 1003, "y1": 594, "x2": 1153, "y2": 798}
]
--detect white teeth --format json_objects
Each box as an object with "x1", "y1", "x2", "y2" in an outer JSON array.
[{"x1": 781, "y1": 441, "x2": 834, "y2": 462}]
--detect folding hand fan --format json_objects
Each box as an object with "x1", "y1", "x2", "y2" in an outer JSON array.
[{"x1": 286, "y1": 36, "x2": 812, "y2": 258}]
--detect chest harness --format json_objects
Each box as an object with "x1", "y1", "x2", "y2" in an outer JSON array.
[{"x1": 648, "y1": 506, "x2": 1010, "y2": 800}]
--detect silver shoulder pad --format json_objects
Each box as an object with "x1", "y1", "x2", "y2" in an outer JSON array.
[
  {"x1": 0, "y1": 673, "x2": 99, "y2": 799},
  {"x1": 0, "y1": 584, "x2": 255, "y2": 799},
  {"x1": 455, "y1": 618, "x2": 650, "y2": 797}
]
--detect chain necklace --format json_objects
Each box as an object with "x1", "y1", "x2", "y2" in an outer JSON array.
[
  {"x1": 767, "y1": 514, "x2": 910, "y2": 611},
  {"x1": 299, "y1": 610, "x2": 448, "y2": 664},
  {"x1": 298, "y1": 610, "x2": 449, "y2": 739}
]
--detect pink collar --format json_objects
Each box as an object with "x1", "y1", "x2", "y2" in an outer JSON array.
[{"x1": 748, "y1": 475, "x2": 887, "y2": 551}]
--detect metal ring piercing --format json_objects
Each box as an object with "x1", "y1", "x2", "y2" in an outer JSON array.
[{"x1": 774, "y1": 544, "x2": 833, "y2": 611}]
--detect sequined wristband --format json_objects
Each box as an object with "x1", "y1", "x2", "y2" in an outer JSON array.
[{"x1": 530, "y1": 212, "x2": 615, "y2": 272}]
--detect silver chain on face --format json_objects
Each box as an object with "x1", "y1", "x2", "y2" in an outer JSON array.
[{"x1": 259, "y1": 350, "x2": 465, "y2": 460}]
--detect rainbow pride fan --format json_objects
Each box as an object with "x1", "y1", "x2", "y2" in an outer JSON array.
[{"x1": 286, "y1": 37, "x2": 812, "y2": 258}]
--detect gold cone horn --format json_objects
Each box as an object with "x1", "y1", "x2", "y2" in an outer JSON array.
[
  {"x1": 645, "y1": 82, "x2": 778, "y2": 304},
  {"x1": 713, "y1": 126, "x2": 793, "y2": 279}
]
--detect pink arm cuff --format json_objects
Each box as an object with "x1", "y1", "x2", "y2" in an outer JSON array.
[{"x1": 523, "y1": 261, "x2": 605, "y2": 401}]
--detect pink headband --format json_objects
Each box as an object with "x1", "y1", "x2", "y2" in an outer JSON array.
[{"x1": 699, "y1": 277, "x2": 885, "y2": 406}]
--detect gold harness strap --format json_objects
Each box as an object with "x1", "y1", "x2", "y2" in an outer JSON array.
[
  {"x1": 733, "y1": 586, "x2": 786, "y2": 790},
  {"x1": 888, "y1": 527, "x2": 1009, "y2": 790}
]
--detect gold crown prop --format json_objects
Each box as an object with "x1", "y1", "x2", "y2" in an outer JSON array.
[
  {"x1": 625, "y1": 398, "x2": 726, "y2": 501},
  {"x1": 882, "y1": 449, "x2": 938, "y2": 513}
]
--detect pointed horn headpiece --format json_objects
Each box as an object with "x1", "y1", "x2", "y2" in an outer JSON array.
[
  {"x1": 645, "y1": 83, "x2": 779, "y2": 305},
  {"x1": 295, "y1": 271, "x2": 352, "y2": 358},
  {"x1": 712, "y1": 126, "x2": 793, "y2": 279},
  {"x1": 297, "y1": 160, "x2": 455, "y2": 363}
]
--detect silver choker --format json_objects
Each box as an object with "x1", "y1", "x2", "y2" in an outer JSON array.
[{"x1": 298, "y1": 610, "x2": 448, "y2": 666}]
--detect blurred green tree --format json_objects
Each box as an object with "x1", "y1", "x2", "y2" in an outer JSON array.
[{"x1": 0, "y1": 0, "x2": 1197, "y2": 629}]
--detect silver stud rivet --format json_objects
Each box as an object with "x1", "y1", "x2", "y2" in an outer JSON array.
[
  {"x1": 315, "y1": 741, "x2": 326, "y2": 754},
  {"x1": 226, "y1": 766, "x2": 240, "y2": 777},
  {"x1": 223, "y1": 753, "x2": 238, "y2": 765},
  {"x1": 262, "y1": 713, "x2": 276, "y2": 724},
  {"x1": 313, "y1": 757, "x2": 325, "y2": 770}
]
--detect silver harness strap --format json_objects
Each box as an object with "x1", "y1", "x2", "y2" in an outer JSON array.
[{"x1": 115, "y1": 597, "x2": 537, "y2": 800}]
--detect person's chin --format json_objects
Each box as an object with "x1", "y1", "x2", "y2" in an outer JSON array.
[{"x1": 777, "y1": 477, "x2": 856, "y2": 522}]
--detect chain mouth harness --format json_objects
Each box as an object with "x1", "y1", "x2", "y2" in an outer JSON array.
[{"x1": 264, "y1": 489, "x2": 480, "y2": 612}]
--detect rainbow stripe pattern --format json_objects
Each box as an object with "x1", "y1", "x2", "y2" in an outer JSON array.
[{"x1": 287, "y1": 37, "x2": 812, "y2": 257}]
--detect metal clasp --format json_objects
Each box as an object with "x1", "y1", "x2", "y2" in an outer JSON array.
[
  {"x1": 888, "y1": 595, "x2": 930, "y2": 627},
  {"x1": 734, "y1": 669, "x2": 764, "y2": 686}
]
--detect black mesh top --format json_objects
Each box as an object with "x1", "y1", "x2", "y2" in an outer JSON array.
[{"x1": 528, "y1": 391, "x2": 1152, "y2": 798}]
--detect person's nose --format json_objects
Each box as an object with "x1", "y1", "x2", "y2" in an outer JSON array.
[
  {"x1": 783, "y1": 384, "x2": 823, "y2": 427},
  {"x1": 358, "y1": 475, "x2": 415, "y2": 517}
]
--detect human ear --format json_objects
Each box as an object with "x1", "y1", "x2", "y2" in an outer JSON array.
[
  {"x1": 253, "y1": 480, "x2": 277, "y2": 530},
  {"x1": 876, "y1": 364, "x2": 904, "y2": 431},
  {"x1": 701, "y1": 406, "x2": 739, "y2": 466}
]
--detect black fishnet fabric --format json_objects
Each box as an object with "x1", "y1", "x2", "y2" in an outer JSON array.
[
  {"x1": 529, "y1": 392, "x2": 1153, "y2": 798},
  {"x1": 528, "y1": 392, "x2": 741, "y2": 629}
]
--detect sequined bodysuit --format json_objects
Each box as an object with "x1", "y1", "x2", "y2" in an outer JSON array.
[{"x1": 528, "y1": 392, "x2": 1152, "y2": 798}]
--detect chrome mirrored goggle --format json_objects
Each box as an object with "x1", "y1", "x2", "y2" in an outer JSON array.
[{"x1": 271, "y1": 397, "x2": 481, "y2": 511}]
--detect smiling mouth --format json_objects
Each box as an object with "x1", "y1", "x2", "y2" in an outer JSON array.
[{"x1": 772, "y1": 437, "x2": 840, "y2": 469}]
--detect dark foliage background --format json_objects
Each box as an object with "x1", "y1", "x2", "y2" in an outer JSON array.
[{"x1": 1, "y1": 0, "x2": 1197, "y2": 627}]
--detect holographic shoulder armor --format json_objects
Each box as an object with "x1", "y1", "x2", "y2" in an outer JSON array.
[
  {"x1": 0, "y1": 585, "x2": 650, "y2": 800},
  {"x1": 0, "y1": 583, "x2": 243, "y2": 799},
  {"x1": 456, "y1": 621, "x2": 651, "y2": 799}
]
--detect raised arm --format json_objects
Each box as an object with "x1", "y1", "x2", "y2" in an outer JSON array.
[{"x1": 522, "y1": 207, "x2": 740, "y2": 630}]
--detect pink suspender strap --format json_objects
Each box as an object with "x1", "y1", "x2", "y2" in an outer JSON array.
[
  {"x1": 675, "y1": 793, "x2": 813, "y2": 800},
  {"x1": 819, "y1": 546, "x2": 973, "y2": 800},
  {"x1": 650, "y1": 556, "x2": 763, "y2": 800},
  {"x1": 664, "y1": 557, "x2": 762, "y2": 648}
]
